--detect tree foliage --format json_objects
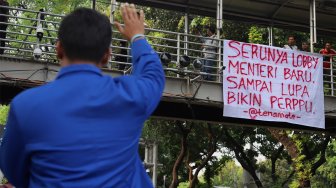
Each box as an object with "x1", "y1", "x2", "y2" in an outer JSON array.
[
  {"x1": 259, "y1": 159, "x2": 293, "y2": 188},
  {"x1": 213, "y1": 160, "x2": 243, "y2": 188},
  {"x1": 313, "y1": 139, "x2": 336, "y2": 187},
  {"x1": 8, "y1": 0, "x2": 91, "y2": 14},
  {"x1": 0, "y1": 105, "x2": 9, "y2": 125}
]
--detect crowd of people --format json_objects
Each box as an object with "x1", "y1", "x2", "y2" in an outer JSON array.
[
  {"x1": 283, "y1": 35, "x2": 336, "y2": 68},
  {"x1": 197, "y1": 28, "x2": 336, "y2": 81},
  {"x1": 284, "y1": 35, "x2": 335, "y2": 59}
]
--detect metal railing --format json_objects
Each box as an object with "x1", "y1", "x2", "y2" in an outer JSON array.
[
  {"x1": 0, "y1": 5, "x2": 223, "y2": 81},
  {"x1": 322, "y1": 54, "x2": 335, "y2": 96},
  {"x1": 0, "y1": 5, "x2": 335, "y2": 97}
]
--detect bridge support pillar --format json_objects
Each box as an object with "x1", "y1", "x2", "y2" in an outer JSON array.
[
  {"x1": 184, "y1": 12, "x2": 189, "y2": 56},
  {"x1": 268, "y1": 26, "x2": 273, "y2": 46},
  {"x1": 309, "y1": 0, "x2": 316, "y2": 52},
  {"x1": 92, "y1": 0, "x2": 96, "y2": 10},
  {"x1": 110, "y1": 0, "x2": 116, "y2": 24}
]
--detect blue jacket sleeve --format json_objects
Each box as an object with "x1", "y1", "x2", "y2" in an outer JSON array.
[
  {"x1": 115, "y1": 38, "x2": 165, "y2": 116},
  {"x1": 0, "y1": 104, "x2": 29, "y2": 187}
]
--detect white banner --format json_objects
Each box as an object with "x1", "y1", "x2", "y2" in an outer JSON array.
[{"x1": 223, "y1": 40, "x2": 325, "y2": 129}]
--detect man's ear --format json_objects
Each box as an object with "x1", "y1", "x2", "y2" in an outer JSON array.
[
  {"x1": 56, "y1": 41, "x2": 64, "y2": 60},
  {"x1": 100, "y1": 48, "x2": 112, "y2": 67}
]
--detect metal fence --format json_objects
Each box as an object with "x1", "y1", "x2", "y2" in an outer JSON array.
[
  {"x1": 323, "y1": 55, "x2": 335, "y2": 96},
  {"x1": 0, "y1": 5, "x2": 335, "y2": 96}
]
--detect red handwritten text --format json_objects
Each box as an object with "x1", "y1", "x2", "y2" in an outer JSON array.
[{"x1": 244, "y1": 108, "x2": 300, "y2": 120}]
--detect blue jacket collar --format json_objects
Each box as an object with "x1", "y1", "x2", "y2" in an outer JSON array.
[{"x1": 56, "y1": 64, "x2": 102, "y2": 79}]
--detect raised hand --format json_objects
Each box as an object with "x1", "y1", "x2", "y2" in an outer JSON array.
[{"x1": 114, "y1": 3, "x2": 145, "y2": 41}]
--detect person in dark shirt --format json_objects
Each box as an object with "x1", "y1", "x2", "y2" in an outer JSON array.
[
  {"x1": 301, "y1": 41, "x2": 310, "y2": 52},
  {"x1": 0, "y1": 0, "x2": 9, "y2": 54}
]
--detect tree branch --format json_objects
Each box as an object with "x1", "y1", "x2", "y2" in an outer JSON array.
[
  {"x1": 223, "y1": 130, "x2": 263, "y2": 188},
  {"x1": 169, "y1": 122, "x2": 189, "y2": 188},
  {"x1": 268, "y1": 128, "x2": 299, "y2": 159},
  {"x1": 189, "y1": 124, "x2": 217, "y2": 188},
  {"x1": 282, "y1": 170, "x2": 295, "y2": 187},
  {"x1": 311, "y1": 135, "x2": 330, "y2": 175},
  {"x1": 270, "y1": 145, "x2": 284, "y2": 182}
]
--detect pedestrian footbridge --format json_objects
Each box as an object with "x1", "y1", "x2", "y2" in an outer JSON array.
[{"x1": 0, "y1": 6, "x2": 335, "y2": 133}]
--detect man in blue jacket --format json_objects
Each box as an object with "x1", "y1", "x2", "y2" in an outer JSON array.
[{"x1": 0, "y1": 3, "x2": 165, "y2": 188}]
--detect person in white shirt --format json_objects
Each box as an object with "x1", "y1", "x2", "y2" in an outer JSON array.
[
  {"x1": 198, "y1": 25, "x2": 218, "y2": 81},
  {"x1": 283, "y1": 35, "x2": 298, "y2": 51}
]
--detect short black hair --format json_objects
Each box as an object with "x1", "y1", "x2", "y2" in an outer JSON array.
[
  {"x1": 205, "y1": 24, "x2": 216, "y2": 34},
  {"x1": 58, "y1": 8, "x2": 112, "y2": 63},
  {"x1": 288, "y1": 35, "x2": 296, "y2": 40}
]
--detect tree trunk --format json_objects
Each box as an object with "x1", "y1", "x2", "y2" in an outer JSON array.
[
  {"x1": 249, "y1": 172, "x2": 264, "y2": 188},
  {"x1": 311, "y1": 136, "x2": 330, "y2": 176},
  {"x1": 282, "y1": 171, "x2": 295, "y2": 187},
  {"x1": 268, "y1": 129, "x2": 303, "y2": 186},
  {"x1": 169, "y1": 136, "x2": 187, "y2": 188},
  {"x1": 271, "y1": 158, "x2": 276, "y2": 183},
  {"x1": 300, "y1": 179, "x2": 311, "y2": 188},
  {"x1": 189, "y1": 125, "x2": 218, "y2": 188},
  {"x1": 189, "y1": 178, "x2": 198, "y2": 188},
  {"x1": 189, "y1": 147, "x2": 216, "y2": 188},
  {"x1": 271, "y1": 145, "x2": 284, "y2": 183},
  {"x1": 268, "y1": 129, "x2": 299, "y2": 159},
  {"x1": 185, "y1": 151, "x2": 194, "y2": 184},
  {"x1": 224, "y1": 130, "x2": 263, "y2": 187},
  {"x1": 169, "y1": 122, "x2": 190, "y2": 188},
  {"x1": 268, "y1": 129, "x2": 330, "y2": 188}
]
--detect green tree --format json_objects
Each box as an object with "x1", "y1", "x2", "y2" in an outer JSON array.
[
  {"x1": 259, "y1": 159, "x2": 293, "y2": 188},
  {"x1": 8, "y1": 0, "x2": 91, "y2": 14},
  {"x1": 0, "y1": 105, "x2": 9, "y2": 183},
  {"x1": 312, "y1": 138, "x2": 336, "y2": 187},
  {"x1": 221, "y1": 20, "x2": 251, "y2": 42},
  {"x1": 4, "y1": 0, "x2": 94, "y2": 60},
  {"x1": 221, "y1": 127, "x2": 263, "y2": 187},
  {"x1": 249, "y1": 26, "x2": 268, "y2": 45},
  {"x1": 269, "y1": 129, "x2": 331, "y2": 188},
  {"x1": 256, "y1": 128, "x2": 290, "y2": 185},
  {"x1": 213, "y1": 160, "x2": 243, "y2": 188},
  {"x1": 141, "y1": 119, "x2": 188, "y2": 188},
  {"x1": 142, "y1": 120, "x2": 227, "y2": 188},
  {"x1": 0, "y1": 105, "x2": 9, "y2": 125},
  {"x1": 185, "y1": 124, "x2": 224, "y2": 188}
]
